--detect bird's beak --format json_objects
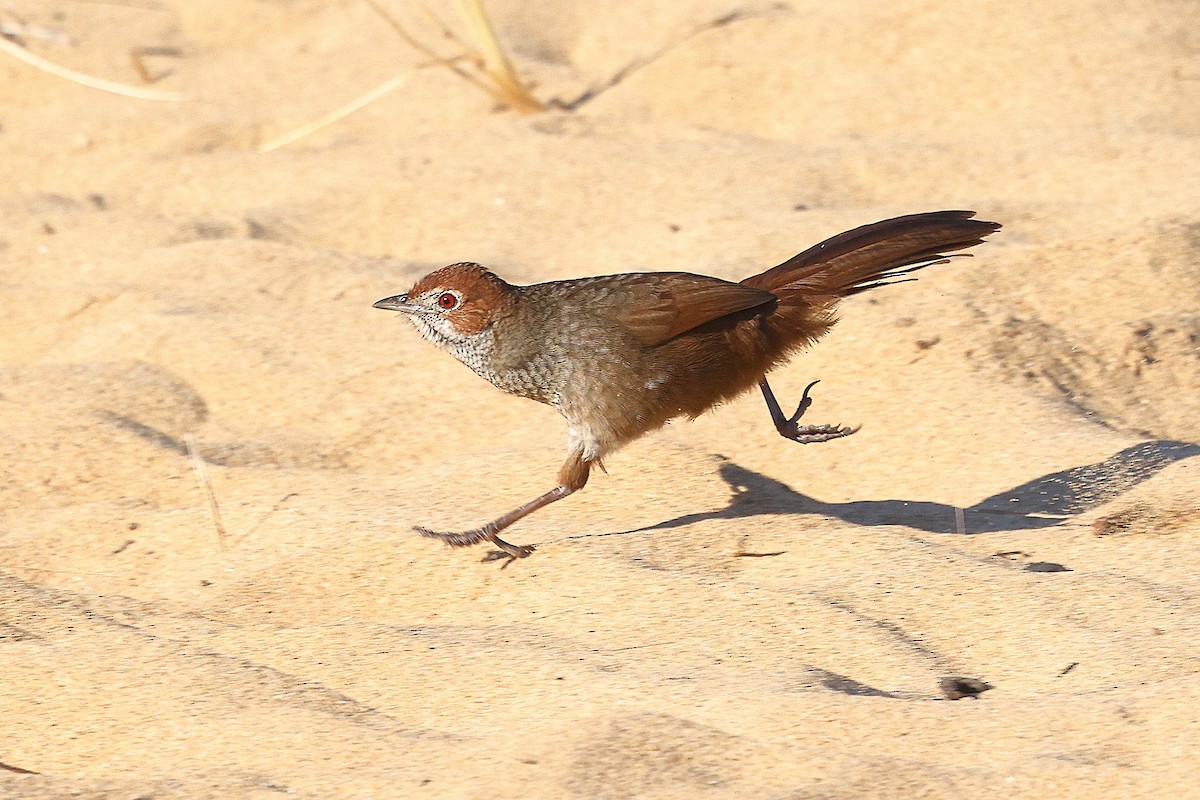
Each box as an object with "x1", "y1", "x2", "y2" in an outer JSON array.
[{"x1": 373, "y1": 294, "x2": 423, "y2": 314}]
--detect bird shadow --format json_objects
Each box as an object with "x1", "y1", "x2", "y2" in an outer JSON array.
[{"x1": 627, "y1": 440, "x2": 1200, "y2": 535}]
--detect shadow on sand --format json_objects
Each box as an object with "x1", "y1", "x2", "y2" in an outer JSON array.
[{"x1": 629, "y1": 440, "x2": 1200, "y2": 536}]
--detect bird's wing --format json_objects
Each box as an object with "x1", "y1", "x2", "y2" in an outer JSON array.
[{"x1": 607, "y1": 273, "x2": 777, "y2": 346}]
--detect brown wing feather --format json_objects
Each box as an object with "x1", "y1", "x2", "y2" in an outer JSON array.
[{"x1": 610, "y1": 273, "x2": 777, "y2": 346}]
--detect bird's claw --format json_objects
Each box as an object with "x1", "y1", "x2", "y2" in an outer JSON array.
[
  {"x1": 788, "y1": 379, "x2": 821, "y2": 423},
  {"x1": 481, "y1": 543, "x2": 537, "y2": 568},
  {"x1": 782, "y1": 422, "x2": 861, "y2": 444},
  {"x1": 764, "y1": 378, "x2": 858, "y2": 443}
]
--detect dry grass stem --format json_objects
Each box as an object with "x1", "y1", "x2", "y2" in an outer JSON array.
[
  {"x1": 454, "y1": 0, "x2": 542, "y2": 112},
  {"x1": 0, "y1": 33, "x2": 184, "y2": 100},
  {"x1": 363, "y1": 0, "x2": 541, "y2": 112},
  {"x1": 259, "y1": 71, "x2": 415, "y2": 152},
  {"x1": 10, "y1": 565, "x2": 125, "y2": 580},
  {"x1": 185, "y1": 434, "x2": 228, "y2": 552},
  {"x1": 363, "y1": 0, "x2": 491, "y2": 92}
]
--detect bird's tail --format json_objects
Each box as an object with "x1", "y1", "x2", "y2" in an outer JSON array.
[{"x1": 742, "y1": 210, "x2": 1001, "y2": 297}]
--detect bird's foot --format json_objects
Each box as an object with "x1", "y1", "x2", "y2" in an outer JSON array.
[
  {"x1": 415, "y1": 525, "x2": 536, "y2": 566},
  {"x1": 780, "y1": 422, "x2": 861, "y2": 444},
  {"x1": 481, "y1": 538, "x2": 537, "y2": 568},
  {"x1": 766, "y1": 379, "x2": 860, "y2": 443}
]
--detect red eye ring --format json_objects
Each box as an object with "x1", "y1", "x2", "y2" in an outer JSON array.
[{"x1": 437, "y1": 292, "x2": 459, "y2": 310}]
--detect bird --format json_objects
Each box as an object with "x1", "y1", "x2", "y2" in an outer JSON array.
[{"x1": 374, "y1": 210, "x2": 1000, "y2": 562}]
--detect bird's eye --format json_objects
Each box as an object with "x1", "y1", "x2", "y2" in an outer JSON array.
[{"x1": 437, "y1": 292, "x2": 459, "y2": 310}]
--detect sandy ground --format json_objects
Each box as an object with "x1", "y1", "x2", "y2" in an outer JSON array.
[{"x1": 2, "y1": 1, "x2": 1199, "y2": 797}]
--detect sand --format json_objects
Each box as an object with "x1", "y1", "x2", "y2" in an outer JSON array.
[{"x1": 2, "y1": 1, "x2": 1199, "y2": 797}]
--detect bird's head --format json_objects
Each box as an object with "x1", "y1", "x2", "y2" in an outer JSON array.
[{"x1": 374, "y1": 262, "x2": 516, "y2": 351}]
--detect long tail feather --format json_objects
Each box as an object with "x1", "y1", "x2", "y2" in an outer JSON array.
[{"x1": 743, "y1": 210, "x2": 1001, "y2": 296}]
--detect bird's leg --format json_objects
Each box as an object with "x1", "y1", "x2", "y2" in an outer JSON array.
[
  {"x1": 758, "y1": 378, "x2": 860, "y2": 444},
  {"x1": 416, "y1": 487, "x2": 566, "y2": 559},
  {"x1": 415, "y1": 450, "x2": 592, "y2": 565}
]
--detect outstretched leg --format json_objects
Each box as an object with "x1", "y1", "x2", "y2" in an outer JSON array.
[
  {"x1": 759, "y1": 378, "x2": 859, "y2": 443},
  {"x1": 415, "y1": 449, "x2": 592, "y2": 565}
]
